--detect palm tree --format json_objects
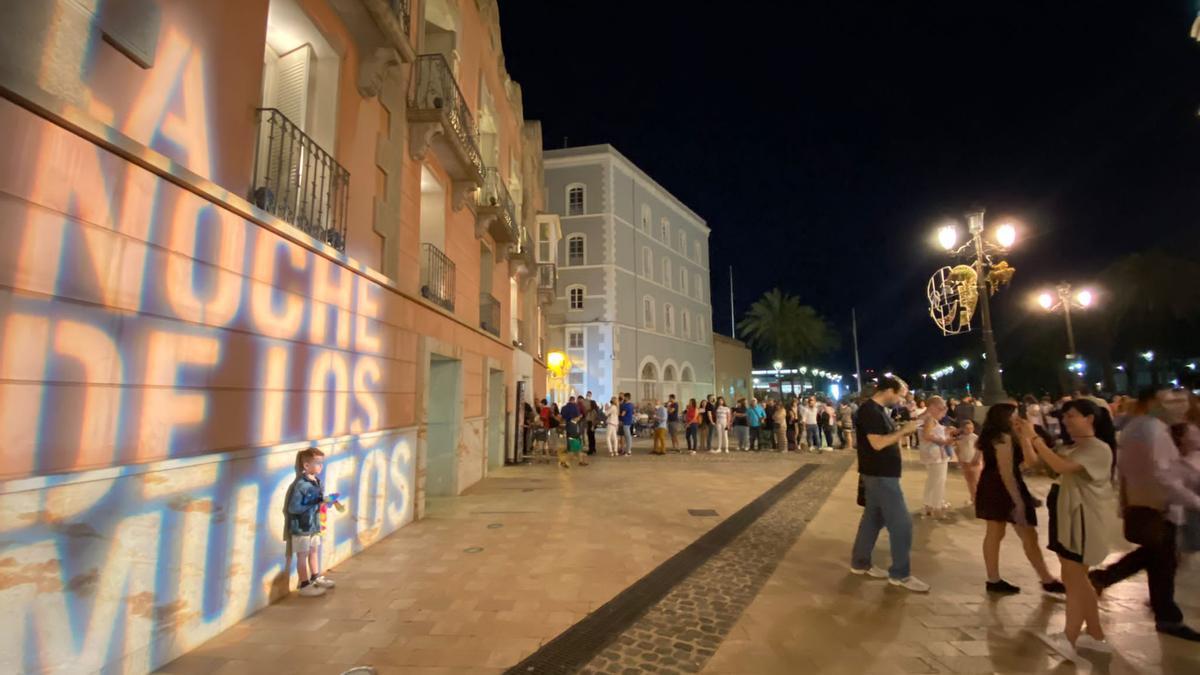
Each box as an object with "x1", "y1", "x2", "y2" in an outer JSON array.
[{"x1": 737, "y1": 288, "x2": 838, "y2": 364}]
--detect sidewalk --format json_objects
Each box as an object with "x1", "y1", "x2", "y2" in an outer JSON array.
[
  {"x1": 156, "y1": 447, "x2": 831, "y2": 675},
  {"x1": 703, "y1": 456, "x2": 1200, "y2": 674}
]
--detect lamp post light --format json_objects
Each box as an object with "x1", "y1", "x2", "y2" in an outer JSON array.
[
  {"x1": 1035, "y1": 282, "x2": 1094, "y2": 359},
  {"x1": 937, "y1": 209, "x2": 1013, "y2": 404}
]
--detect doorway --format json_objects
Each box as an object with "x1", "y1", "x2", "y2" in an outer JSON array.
[
  {"x1": 487, "y1": 369, "x2": 506, "y2": 471},
  {"x1": 426, "y1": 356, "x2": 461, "y2": 497}
]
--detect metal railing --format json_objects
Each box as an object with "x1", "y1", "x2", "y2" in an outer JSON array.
[
  {"x1": 409, "y1": 54, "x2": 483, "y2": 177},
  {"x1": 478, "y1": 167, "x2": 517, "y2": 238},
  {"x1": 537, "y1": 262, "x2": 557, "y2": 293},
  {"x1": 251, "y1": 109, "x2": 350, "y2": 251},
  {"x1": 420, "y1": 243, "x2": 455, "y2": 311},
  {"x1": 480, "y1": 293, "x2": 501, "y2": 336},
  {"x1": 388, "y1": 0, "x2": 411, "y2": 37}
]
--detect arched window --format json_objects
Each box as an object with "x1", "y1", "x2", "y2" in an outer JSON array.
[
  {"x1": 567, "y1": 285, "x2": 585, "y2": 310},
  {"x1": 693, "y1": 240, "x2": 701, "y2": 262},
  {"x1": 642, "y1": 247, "x2": 653, "y2": 277},
  {"x1": 682, "y1": 310, "x2": 691, "y2": 338},
  {"x1": 679, "y1": 230, "x2": 688, "y2": 255},
  {"x1": 566, "y1": 183, "x2": 585, "y2": 216},
  {"x1": 567, "y1": 234, "x2": 585, "y2": 266},
  {"x1": 660, "y1": 217, "x2": 670, "y2": 242},
  {"x1": 662, "y1": 257, "x2": 672, "y2": 289},
  {"x1": 681, "y1": 364, "x2": 694, "y2": 383},
  {"x1": 698, "y1": 316, "x2": 706, "y2": 342},
  {"x1": 694, "y1": 273, "x2": 702, "y2": 300},
  {"x1": 641, "y1": 204, "x2": 651, "y2": 231},
  {"x1": 642, "y1": 295, "x2": 655, "y2": 329},
  {"x1": 680, "y1": 269, "x2": 689, "y2": 296},
  {"x1": 664, "y1": 303, "x2": 675, "y2": 334},
  {"x1": 641, "y1": 361, "x2": 659, "y2": 402}
]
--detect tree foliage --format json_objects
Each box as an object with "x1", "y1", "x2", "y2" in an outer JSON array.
[{"x1": 737, "y1": 288, "x2": 838, "y2": 363}]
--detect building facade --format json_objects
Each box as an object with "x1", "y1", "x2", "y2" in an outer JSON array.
[
  {"x1": 0, "y1": 1, "x2": 556, "y2": 672},
  {"x1": 544, "y1": 145, "x2": 715, "y2": 405},
  {"x1": 713, "y1": 333, "x2": 753, "y2": 402}
]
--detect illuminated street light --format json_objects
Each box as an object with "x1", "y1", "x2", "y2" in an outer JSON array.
[
  {"x1": 1037, "y1": 292, "x2": 1054, "y2": 310},
  {"x1": 958, "y1": 359, "x2": 970, "y2": 369},
  {"x1": 1076, "y1": 289, "x2": 1093, "y2": 308},
  {"x1": 1142, "y1": 351, "x2": 1155, "y2": 363},
  {"x1": 995, "y1": 223, "x2": 1017, "y2": 249},
  {"x1": 1035, "y1": 282, "x2": 1095, "y2": 359},
  {"x1": 937, "y1": 224, "x2": 958, "y2": 251},
  {"x1": 773, "y1": 360, "x2": 783, "y2": 370}
]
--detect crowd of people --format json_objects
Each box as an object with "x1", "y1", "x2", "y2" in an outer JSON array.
[
  {"x1": 519, "y1": 391, "x2": 861, "y2": 467},
  {"x1": 848, "y1": 374, "x2": 1200, "y2": 665}
]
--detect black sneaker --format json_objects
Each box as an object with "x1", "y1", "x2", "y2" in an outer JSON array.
[
  {"x1": 1157, "y1": 622, "x2": 1200, "y2": 642},
  {"x1": 986, "y1": 580, "x2": 1021, "y2": 595},
  {"x1": 1042, "y1": 580, "x2": 1066, "y2": 595}
]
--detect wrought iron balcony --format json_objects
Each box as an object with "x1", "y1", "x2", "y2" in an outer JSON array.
[
  {"x1": 537, "y1": 262, "x2": 557, "y2": 305},
  {"x1": 250, "y1": 108, "x2": 349, "y2": 251},
  {"x1": 388, "y1": 0, "x2": 411, "y2": 37},
  {"x1": 475, "y1": 168, "x2": 517, "y2": 244},
  {"x1": 507, "y1": 222, "x2": 535, "y2": 275},
  {"x1": 420, "y1": 243, "x2": 455, "y2": 311},
  {"x1": 480, "y1": 293, "x2": 501, "y2": 337},
  {"x1": 408, "y1": 54, "x2": 484, "y2": 205}
]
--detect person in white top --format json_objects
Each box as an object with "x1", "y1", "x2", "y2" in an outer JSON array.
[
  {"x1": 713, "y1": 397, "x2": 732, "y2": 453},
  {"x1": 919, "y1": 396, "x2": 956, "y2": 519},
  {"x1": 954, "y1": 419, "x2": 982, "y2": 505},
  {"x1": 603, "y1": 397, "x2": 620, "y2": 457},
  {"x1": 802, "y1": 398, "x2": 820, "y2": 448}
]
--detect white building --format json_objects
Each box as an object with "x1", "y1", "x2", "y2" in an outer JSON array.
[{"x1": 543, "y1": 145, "x2": 715, "y2": 404}]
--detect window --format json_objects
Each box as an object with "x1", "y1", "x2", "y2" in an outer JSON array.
[
  {"x1": 567, "y1": 329, "x2": 584, "y2": 349},
  {"x1": 680, "y1": 269, "x2": 689, "y2": 296},
  {"x1": 642, "y1": 296, "x2": 655, "y2": 329},
  {"x1": 682, "y1": 310, "x2": 691, "y2": 338},
  {"x1": 664, "y1": 304, "x2": 675, "y2": 334},
  {"x1": 642, "y1": 247, "x2": 653, "y2": 277},
  {"x1": 568, "y1": 285, "x2": 584, "y2": 310},
  {"x1": 538, "y1": 220, "x2": 553, "y2": 263},
  {"x1": 641, "y1": 204, "x2": 651, "y2": 232},
  {"x1": 567, "y1": 183, "x2": 585, "y2": 216},
  {"x1": 698, "y1": 317, "x2": 706, "y2": 343},
  {"x1": 679, "y1": 230, "x2": 688, "y2": 255},
  {"x1": 693, "y1": 241, "x2": 701, "y2": 262},
  {"x1": 660, "y1": 217, "x2": 669, "y2": 242},
  {"x1": 662, "y1": 258, "x2": 672, "y2": 289},
  {"x1": 567, "y1": 234, "x2": 585, "y2": 266},
  {"x1": 694, "y1": 273, "x2": 702, "y2": 300}
]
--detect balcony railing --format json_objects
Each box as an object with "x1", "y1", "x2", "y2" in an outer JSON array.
[
  {"x1": 409, "y1": 54, "x2": 483, "y2": 178},
  {"x1": 476, "y1": 167, "x2": 517, "y2": 243},
  {"x1": 251, "y1": 108, "x2": 350, "y2": 251},
  {"x1": 537, "y1": 262, "x2": 557, "y2": 292},
  {"x1": 480, "y1": 293, "x2": 501, "y2": 337},
  {"x1": 388, "y1": 0, "x2": 411, "y2": 37},
  {"x1": 420, "y1": 243, "x2": 455, "y2": 311}
]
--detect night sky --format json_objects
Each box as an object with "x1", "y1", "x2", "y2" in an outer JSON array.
[{"x1": 499, "y1": 1, "x2": 1200, "y2": 382}]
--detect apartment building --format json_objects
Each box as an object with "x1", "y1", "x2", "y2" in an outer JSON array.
[
  {"x1": 544, "y1": 145, "x2": 715, "y2": 405},
  {"x1": 0, "y1": 1, "x2": 556, "y2": 672}
]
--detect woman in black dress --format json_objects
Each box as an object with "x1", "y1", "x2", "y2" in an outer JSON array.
[{"x1": 975, "y1": 403, "x2": 1064, "y2": 595}]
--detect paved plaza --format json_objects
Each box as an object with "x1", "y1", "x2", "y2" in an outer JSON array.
[{"x1": 158, "y1": 444, "x2": 1200, "y2": 675}]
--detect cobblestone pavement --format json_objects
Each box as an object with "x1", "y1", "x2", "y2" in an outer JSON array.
[{"x1": 574, "y1": 456, "x2": 852, "y2": 675}]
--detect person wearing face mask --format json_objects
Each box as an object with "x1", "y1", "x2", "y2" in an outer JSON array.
[{"x1": 1089, "y1": 387, "x2": 1200, "y2": 643}]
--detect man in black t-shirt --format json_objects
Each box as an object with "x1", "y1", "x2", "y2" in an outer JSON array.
[{"x1": 849, "y1": 375, "x2": 927, "y2": 592}]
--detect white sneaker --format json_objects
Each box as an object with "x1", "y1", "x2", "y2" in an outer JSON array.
[
  {"x1": 1037, "y1": 632, "x2": 1081, "y2": 662},
  {"x1": 1075, "y1": 634, "x2": 1113, "y2": 653},
  {"x1": 298, "y1": 583, "x2": 326, "y2": 597},
  {"x1": 313, "y1": 575, "x2": 335, "y2": 588},
  {"x1": 723, "y1": 449, "x2": 729, "y2": 453},
  {"x1": 888, "y1": 576, "x2": 931, "y2": 593},
  {"x1": 849, "y1": 566, "x2": 889, "y2": 578}
]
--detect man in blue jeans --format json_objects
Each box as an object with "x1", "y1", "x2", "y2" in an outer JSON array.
[
  {"x1": 619, "y1": 392, "x2": 635, "y2": 455},
  {"x1": 849, "y1": 375, "x2": 927, "y2": 592}
]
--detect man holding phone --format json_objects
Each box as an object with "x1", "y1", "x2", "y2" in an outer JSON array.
[{"x1": 849, "y1": 375, "x2": 929, "y2": 592}]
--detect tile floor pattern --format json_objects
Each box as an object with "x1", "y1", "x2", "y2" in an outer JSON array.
[
  {"x1": 703, "y1": 456, "x2": 1200, "y2": 675},
  {"x1": 155, "y1": 445, "x2": 827, "y2": 675}
]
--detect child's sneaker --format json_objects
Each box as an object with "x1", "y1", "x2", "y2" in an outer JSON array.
[
  {"x1": 298, "y1": 583, "x2": 326, "y2": 597},
  {"x1": 313, "y1": 575, "x2": 336, "y2": 588}
]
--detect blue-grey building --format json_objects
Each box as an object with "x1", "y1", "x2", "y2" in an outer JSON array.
[{"x1": 544, "y1": 145, "x2": 715, "y2": 405}]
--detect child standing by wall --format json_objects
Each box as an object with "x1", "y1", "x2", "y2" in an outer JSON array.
[
  {"x1": 955, "y1": 420, "x2": 982, "y2": 505},
  {"x1": 285, "y1": 447, "x2": 337, "y2": 597}
]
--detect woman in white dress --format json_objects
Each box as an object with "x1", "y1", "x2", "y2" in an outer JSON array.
[
  {"x1": 919, "y1": 396, "x2": 955, "y2": 519},
  {"x1": 713, "y1": 397, "x2": 732, "y2": 453}
]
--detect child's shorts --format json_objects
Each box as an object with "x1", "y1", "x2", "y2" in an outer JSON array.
[{"x1": 292, "y1": 533, "x2": 321, "y2": 553}]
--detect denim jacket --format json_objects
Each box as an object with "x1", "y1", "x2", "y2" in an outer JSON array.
[{"x1": 286, "y1": 474, "x2": 324, "y2": 535}]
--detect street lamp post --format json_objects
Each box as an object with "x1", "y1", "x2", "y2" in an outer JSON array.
[
  {"x1": 967, "y1": 211, "x2": 1007, "y2": 404},
  {"x1": 1036, "y1": 282, "x2": 1095, "y2": 388}
]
